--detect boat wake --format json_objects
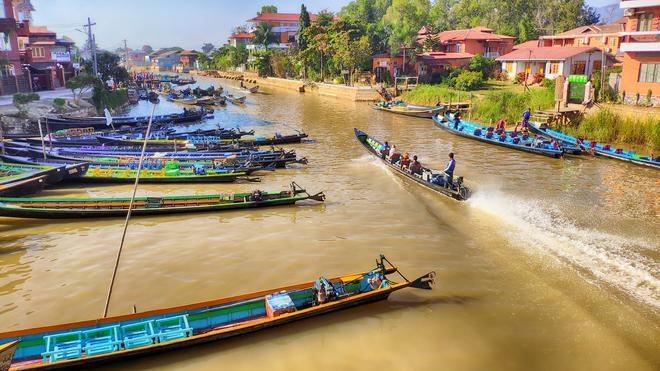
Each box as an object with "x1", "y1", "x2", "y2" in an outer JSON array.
[{"x1": 468, "y1": 186, "x2": 660, "y2": 311}]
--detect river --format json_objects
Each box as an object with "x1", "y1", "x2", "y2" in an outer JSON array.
[{"x1": 1, "y1": 76, "x2": 658, "y2": 370}]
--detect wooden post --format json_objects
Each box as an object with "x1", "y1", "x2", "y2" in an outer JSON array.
[
  {"x1": 45, "y1": 117, "x2": 53, "y2": 150},
  {"x1": 0, "y1": 115, "x2": 5, "y2": 155},
  {"x1": 37, "y1": 118, "x2": 47, "y2": 160}
]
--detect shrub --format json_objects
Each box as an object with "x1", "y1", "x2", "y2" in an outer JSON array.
[
  {"x1": 13, "y1": 92, "x2": 39, "y2": 106},
  {"x1": 92, "y1": 87, "x2": 128, "y2": 112},
  {"x1": 541, "y1": 78, "x2": 556, "y2": 90},
  {"x1": 454, "y1": 70, "x2": 484, "y2": 91},
  {"x1": 333, "y1": 76, "x2": 344, "y2": 85},
  {"x1": 53, "y1": 98, "x2": 66, "y2": 110},
  {"x1": 514, "y1": 72, "x2": 527, "y2": 84},
  {"x1": 468, "y1": 54, "x2": 496, "y2": 78},
  {"x1": 532, "y1": 73, "x2": 544, "y2": 84}
]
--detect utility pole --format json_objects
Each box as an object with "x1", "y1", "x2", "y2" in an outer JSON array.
[
  {"x1": 84, "y1": 17, "x2": 98, "y2": 76},
  {"x1": 123, "y1": 39, "x2": 130, "y2": 70},
  {"x1": 600, "y1": 48, "x2": 606, "y2": 101}
]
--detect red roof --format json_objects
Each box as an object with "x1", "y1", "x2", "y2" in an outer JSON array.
[
  {"x1": 229, "y1": 33, "x2": 255, "y2": 39},
  {"x1": 29, "y1": 25, "x2": 55, "y2": 35},
  {"x1": 513, "y1": 40, "x2": 541, "y2": 50},
  {"x1": 417, "y1": 52, "x2": 474, "y2": 60},
  {"x1": 247, "y1": 12, "x2": 317, "y2": 23},
  {"x1": 435, "y1": 27, "x2": 514, "y2": 43},
  {"x1": 496, "y1": 46, "x2": 599, "y2": 61}
]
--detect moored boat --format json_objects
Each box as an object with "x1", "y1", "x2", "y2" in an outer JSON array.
[
  {"x1": 0, "y1": 256, "x2": 433, "y2": 370},
  {"x1": 0, "y1": 175, "x2": 47, "y2": 197},
  {"x1": 529, "y1": 122, "x2": 659, "y2": 169},
  {"x1": 0, "y1": 183, "x2": 324, "y2": 219},
  {"x1": 433, "y1": 114, "x2": 564, "y2": 158},
  {"x1": 354, "y1": 128, "x2": 470, "y2": 200},
  {"x1": 78, "y1": 164, "x2": 255, "y2": 183},
  {"x1": 0, "y1": 154, "x2": 89, "y2": 179},
  {"x1": 0, "y1": 162, "x2": 67, "y2": 184},
  {"x1": 373, "y1": 101, "x2": 445, "y2": 119}
]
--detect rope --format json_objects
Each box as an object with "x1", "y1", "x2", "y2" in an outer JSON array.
[{"x1": 103, "y1": 102, "x2": 158, "y2": 318}]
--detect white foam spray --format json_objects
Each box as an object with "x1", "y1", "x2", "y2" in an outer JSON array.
[{"x1": 468, "y1": 186, "x2": 660, "y2": 311}]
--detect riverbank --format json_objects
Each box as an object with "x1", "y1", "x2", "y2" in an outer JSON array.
[
  {"x1": 0, "y1": 97, "x2": 95, "y2": 134},
  {"x1": 196, "y1": 70, "x2": 382, "y2": 101},
  {"x1": 401, "y1": 83, "x2": 660, "y2": 150}
]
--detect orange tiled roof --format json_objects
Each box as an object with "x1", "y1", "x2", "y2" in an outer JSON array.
[{"x1": 497, "y1": 46, "x2": 598, "y2": 61}]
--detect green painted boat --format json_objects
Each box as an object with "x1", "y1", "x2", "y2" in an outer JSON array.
[
  {"x1": 0, "y1": 162, "x2": 66, "y2": 185},
  {"x1": 79, "y1": 164, "x2": 254, "y2": 183},
  {"x1": 0, "y1": 183, "x2": 325, "y2": 219},
  {"x1": 0, "y1": 256, "x2": 433, "y2": 370}
]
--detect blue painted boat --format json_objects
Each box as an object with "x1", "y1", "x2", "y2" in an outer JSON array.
[
  {"x1": 529, "y1": 122, "x2": 659, "y2": 169},
  {"x1": 433, "y1": 114, "x2": 564, "y2": 158},
  {"x1": 0, "y1": 256, "x2": 434, "y2": 370}
]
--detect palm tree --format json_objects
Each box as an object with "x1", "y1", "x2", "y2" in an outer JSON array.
[{"x1": 253, "y1": 22, "x2": 273, "y2": 49}]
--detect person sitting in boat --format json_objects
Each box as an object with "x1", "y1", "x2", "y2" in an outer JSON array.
[
  {"x1": 389, "y1": 145, "x2": 401, "y2": 163},
  {"x1": 409, "y1": 155, "x2": 422, "y2": 175},
  {"x1": 499, "y1": 132, "x2": 507, "y2": 142},
  {"x1": 380, "y1": 141, "x2": 391, "y2": 157},
  {"x1": 495, "y1": 118, "x2": 507, "y2": 133},
  {"x1": 400, "y1": 152, "x2": 411, "y2": 170}
]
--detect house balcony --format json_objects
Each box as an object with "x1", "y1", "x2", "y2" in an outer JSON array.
[
  {"x1": 620, "y1": 0, "x2": 660, "y2": 9},
  {"x1": 483, "y1": 52, "x2": 500, "y2": 58},
  {"x1": 271, "y1": 26, "x2": 298, "y2": 33},
  {"x1": 619, "y1": 31, "x2": 660, "y2": 52}
]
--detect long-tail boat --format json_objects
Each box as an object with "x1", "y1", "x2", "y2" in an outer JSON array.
[
  {"x1": 433, "y1": 114, "x2": 564, "y2": 158},
  {"x1": 77, "y1": 165, "x2": 255, "y2": 183},
  {"x1": 528, "y1": 122, "x2": 659, "y2": 169},
  {"x1": 97, "y1": 133, "x2": 309, "y2": 147},
  {"x1": 0, "y1": 175, "x2": 47, "y2": 197},
  {"x1": 0, "y1": 256, "x2": 434, "y2": 370},
  {"x1": 355, "y1": 128, "x2": 471, "y2": 200},
  {"x1": 0, "y1": 154, "x2": 88, "y2": 180},
  {"x1": 0, "y1": 162, "x2": 67, "y2": 185},
  {"x1": 0, "y1": 183, "x2": 324, "y2": 219},
  {"x1": 43, "y1": 110, "x2": 212, "y2": 131},
  {"x1": 373, "y1": 101, "x2": 445, "y2": 118}
]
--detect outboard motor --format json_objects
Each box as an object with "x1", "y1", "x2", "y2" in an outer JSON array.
[{"x1": 455, "y1": 176, "x2": 464, "y2": 186}]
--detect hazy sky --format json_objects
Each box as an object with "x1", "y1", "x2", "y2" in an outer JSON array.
[{"x1": 33, "y1": 0, "x2": 617, "y2": 51}]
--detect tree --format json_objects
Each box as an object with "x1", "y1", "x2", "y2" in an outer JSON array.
[
  {"x1": 299, "y1": 4, "x2": 312, "y2": 78},
  {"x1": 578, "y1": 4, "x2": 600, "y2": 26},
  {"x1": 253, "y1": 22, "x2": 274, "y2": 48},
  {"x1": 317, "y1": 10, "x2": 334, "y2": 27},
  {"x1": 82, "y1": 51, "x2": 129, "y2": 83},
  {"x1": 65, "y1": 73, "x2": 102, "y2": 102},
  {"x1": 142, "y1": 45, "x2": 153, "y2": 54},
  {"x1": 468, "y1": 54, "x2": 496, "y2": 77},
  {"x1": 201, "y1": 43, "x2": 215, "y2": 54},
  {"x1": 382, "y1": 0, "x2": 430, "y2": 54},
  {"x1": 259, "y1": 5, "x2": 278, "y2": 14}
]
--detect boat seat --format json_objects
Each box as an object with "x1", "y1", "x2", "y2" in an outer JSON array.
[
  {"x1": 121, "y1": 321, "x2": 156, "y2": 349},
  {"x1": 42, "y1": 331, "x2": 83, "y2": 363},
  {"x1": 154, "y1": 315, "x2": 193, "y2": 343},
  {"x1": 82, "y1": 326, "x2": 121, "y2": 356}
]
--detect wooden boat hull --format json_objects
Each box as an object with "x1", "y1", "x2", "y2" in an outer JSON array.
[
  {"x1": 0, "y1": 258, "x2": 433, "y2": 370},
  {"x1": 372, "y1": 104, "x2": 444, "y2": 118},
  {"x1": 433, "y1": 115, "x2": 563, "y2": 158},
  {"x1": 0, "y1": 186, "x2": 323, "y2": 219},
  {"x1": 77, "y1": 173, "x2": 244, "y2": 184},
  {"x1": 354, "y1": 128, "x2": 469, "y2": 201},
  {"x1": 0, "y1": 163, "x2": 67, "y2": 185},
  {"x1": 0, "y1": 175, "x2": 47, "y2": 197},
  {"x1": 529, "y1": 122, "x2": 659, "y2": 169},
  {"x1": 0, "y1": 155, "x2": 89, "y2": 180}
]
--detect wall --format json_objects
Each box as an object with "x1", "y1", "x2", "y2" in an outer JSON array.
[{"x1": 620, "y1": 52, "x2": 660, "y2": 102}]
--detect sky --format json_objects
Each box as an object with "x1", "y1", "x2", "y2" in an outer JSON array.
[{"x1": 33, "y1": 0, "x2": 619, "y2": 52}]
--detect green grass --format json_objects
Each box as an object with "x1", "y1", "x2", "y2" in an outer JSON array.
[
  {"x1": 471, "y1": 88, "x2": 555, "y2": 124},
  {"x1": 563, "y1": 109, "x2": 660, "y2": 151}
]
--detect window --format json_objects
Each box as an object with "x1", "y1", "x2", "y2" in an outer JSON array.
[
  {"x1": 1, "y1": 65, "x2": 15, "y2": 77},
  {"x1": 549, "y1": 61, "x2": 560, "y2": 75},
  {"x1": 572, "y1": 61, "x2": 586, "y2": 74},
  {"x1": 504, "y1": 61, "x2": 513, "y2": 74},
  {"x1": 593, "y1": 60, "x2": 602, "y2": 73},
  {"x1": 637, "y1": 13, "x2": 653, "y2": 32},
  {"x1": 609, "y1": 36, "x2": 618, "y2": 48},
  {"x1": 0, "y1": 33, "x2": 11, "y2": 51},
  {"x1": 33, "y1": 47, "x2": 45, "y2": 58},
  {"x1": 0, "y1": 6, "x2": 5, "y2": 18},
  {"x1": 17, "y1": 37, "x2": 27, "y2": 51},
  {"x1": 638, "y1": 63, "x2": 660, "y2": 83}
]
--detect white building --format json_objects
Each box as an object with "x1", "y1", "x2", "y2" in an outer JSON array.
[{"x1": 496, "y1": 46, "x2": 614, "y2": 80}]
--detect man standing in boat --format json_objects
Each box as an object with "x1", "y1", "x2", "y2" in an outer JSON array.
[
  {"x1": 521, "y1": 108, "x2": 531, "y2": 131},
  {"x1": 432, "y1": 153, "x2": 455, "y2": 187}
]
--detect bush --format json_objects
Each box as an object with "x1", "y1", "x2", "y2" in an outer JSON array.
[
  {"x1": 53, "y1": 98, "x2": 66, "y2": 110},
  {"x1": 514, "y1": 72, "x2": 527, "y2": 84},
  {"x1": 468, "y1": 54, "x2": 496, "y2": 78},
  {"x1": 13, "y1": 92, "x2": 39, "y2": 106},
  {"x1": 92, "y1": 87, "x2": 128, "y2": 112},
  {"x1": 541, "y1": 78, "x2": 556, "y2": 90},
  {"x1": 333, "y1": 76, "x2": 344, "y2": 85},
  {"x1": 532, "y1": 73, "x2": 544, "y2": 85},
  {"x1": 454, "y1": 71, "x2": 484, "y2": 91}
]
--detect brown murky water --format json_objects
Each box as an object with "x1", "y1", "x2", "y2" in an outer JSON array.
[{"x1": 1, "y1": 77, "x2": 659, "y2": 370}]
